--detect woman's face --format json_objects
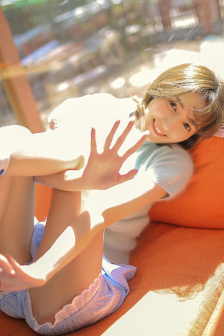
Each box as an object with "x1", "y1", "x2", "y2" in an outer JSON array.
[{"x1": 137, "y1": 92, "x2": 207, "y2": 144}]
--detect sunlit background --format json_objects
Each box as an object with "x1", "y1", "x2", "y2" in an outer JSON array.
[{"x1": 1, "y1": 0, "x2": 224, "y2": 127}]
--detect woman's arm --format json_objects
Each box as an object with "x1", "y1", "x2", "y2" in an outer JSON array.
[
  {"x1": 2, "y1": 125, "x2": 83, "y2": 177},
  {"x1": 34, "y1": 120, "x2": 149, "y2": 191},
  {"x1": 85, "y1": 173, "x2": 167, "y2": 228}
]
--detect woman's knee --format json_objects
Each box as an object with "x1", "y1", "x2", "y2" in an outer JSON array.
[{"x1": 3, "y1": 125, "x2": 32, "y2": 151}]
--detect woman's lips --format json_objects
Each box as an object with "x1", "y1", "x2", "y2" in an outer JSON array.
[{"x1": 153, "y1": 119, "x2": 166, "y2": 137}]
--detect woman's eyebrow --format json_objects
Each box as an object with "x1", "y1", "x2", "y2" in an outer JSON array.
[
  {"x1": 176, "y1": 95, "x2": 198, "y2": 129},
  {"x1": 176, "y1": 95, "x2": 184, "y2": 109}
]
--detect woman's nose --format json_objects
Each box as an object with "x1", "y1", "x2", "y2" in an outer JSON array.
[{"x1": 163, "y1": 115, "x2": 181, "y2": 130}]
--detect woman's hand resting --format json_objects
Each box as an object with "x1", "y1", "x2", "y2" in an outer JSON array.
[{"x1": 0, "y1": 254, "x2": 46, "y2": 292}]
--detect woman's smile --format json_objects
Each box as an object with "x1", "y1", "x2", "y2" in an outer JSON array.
[{"x1": 152, "y1": 119, "x2": 167, "y2": 137}]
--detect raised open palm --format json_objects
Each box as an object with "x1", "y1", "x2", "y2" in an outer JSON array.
[{"x1": 82, "y1": 119, "x2": 148, "y2": 190}]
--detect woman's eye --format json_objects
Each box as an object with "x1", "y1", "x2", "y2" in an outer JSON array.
[
  {"x1": 184, "y1": 122, "x2": 191, "y2": 132},
  {"x1": 170, "y1": 101, "x2": 177, "y2": 110}
]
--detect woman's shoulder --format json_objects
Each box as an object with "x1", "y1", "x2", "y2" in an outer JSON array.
[
  {"x1": 158, "y1": 143, "x2": 192, "y2": 162},
  {"x1": 137, "y1": 143, "x2": 194, "y2": 198},
  {"x1": 156, "y1": 143, "x2": 194, "y2": 176},
  {"x1": 140, "y1": 142, "x2": 193, "y2": 171}
]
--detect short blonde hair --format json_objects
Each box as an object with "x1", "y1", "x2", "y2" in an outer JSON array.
[{"x1": 136, "y1": 63, "x2": 224, "y2": 149}]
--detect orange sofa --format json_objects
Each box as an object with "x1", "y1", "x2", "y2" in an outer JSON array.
[{"x1": 2, "y1": 134, "x2": 224, "y2": 336}]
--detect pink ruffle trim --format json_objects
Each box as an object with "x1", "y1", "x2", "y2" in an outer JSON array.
[
  {"x1": 28, "y1": 272, "x2": 102, "y2": 330},
  {"x1": 214, "y1": 121, "x2": 224, "y2": 138}
]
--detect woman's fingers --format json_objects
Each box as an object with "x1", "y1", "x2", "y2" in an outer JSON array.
[
  {"x1": 0, "y1": 254, "x2": 47, "y2": 292},
  {"x1": 101, "y1": 118, "x2": 147, "y2": 156},
  {"x1": 103, "y1": 120, "x2": 120, "y2": 150},
  {"x1": 0, "y1": 254, "x2": 15, "y2": 276},
  {"x1": 111, "y1": 120, "x2": 135, "y2": 153},
  {"x1": 6, "y1": 255, "x2": 19, "y2": 273},
  {"x1": 116, "y1": 169, "x2": 138, "y2": 184},
  {"x1": 122, "y1": 131, "x2": 149, "y2": 160},
  {"x1": 90, "y1": 127, "x2": 97, "y2": 154},
  {"x1": 86, "y1": 119, "x2": 149, "y2": 190}
]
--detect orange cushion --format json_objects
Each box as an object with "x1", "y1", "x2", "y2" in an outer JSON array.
[
  {"x1": 150, "y1": 136, "x2": 224, "y2": 229},
  {"x1": 35, "y1": 184, "x2": 52, "y2": 222}
]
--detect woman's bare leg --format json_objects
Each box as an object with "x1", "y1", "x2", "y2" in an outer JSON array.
[
  {"x1": 0, "y1": 176, "x2": 35, "y2": 264},
  {"x1": 29, "y1": 189, "x2": 103, "y2": 324}
]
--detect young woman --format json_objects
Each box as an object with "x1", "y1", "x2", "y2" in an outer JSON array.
[{"x1": 0, "y1": 63, "x2": 223, "y2": 335}]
